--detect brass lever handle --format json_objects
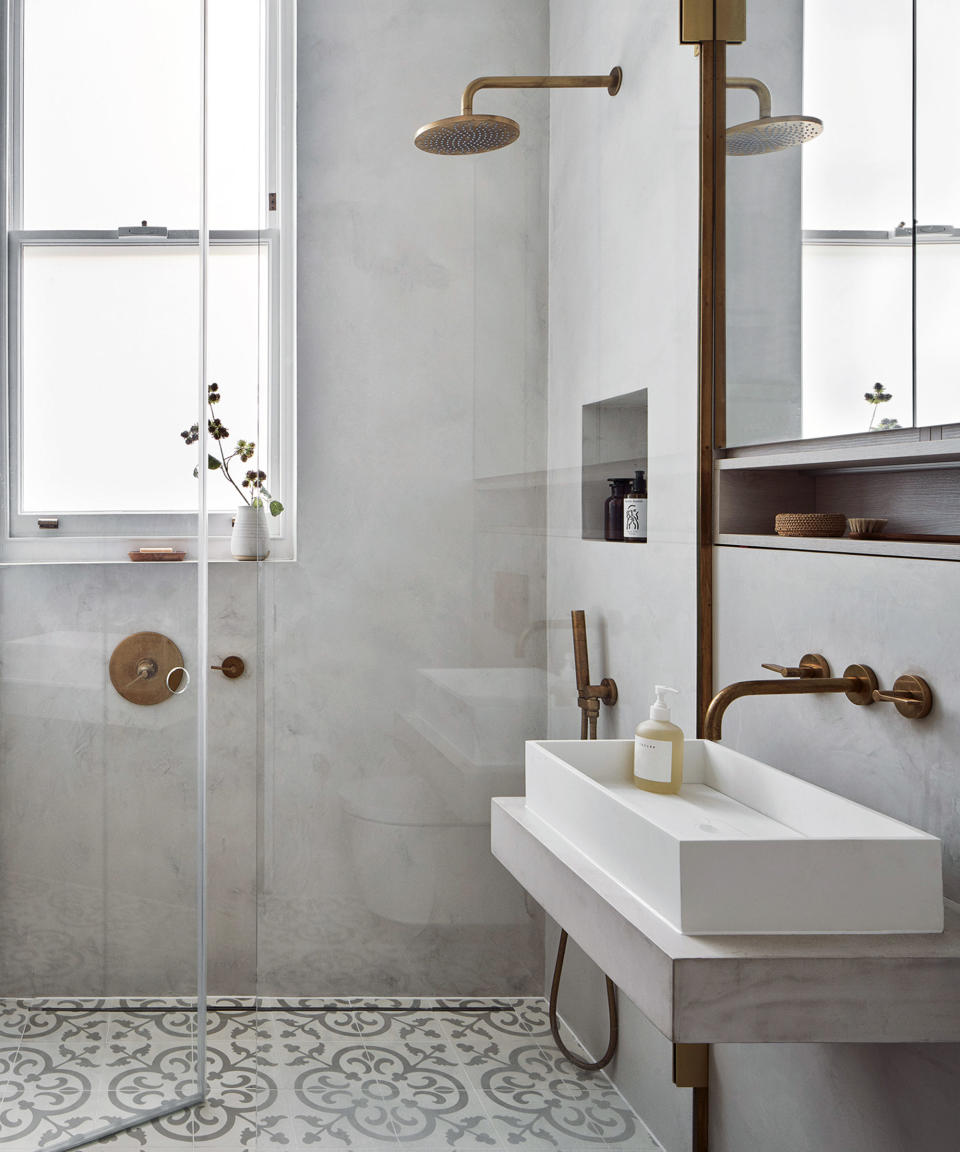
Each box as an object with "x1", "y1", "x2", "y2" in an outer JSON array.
[
  {"x1": 211, "y1": 656, "x2": 245, "y2": 679},
  {"x1": 872, "y1": 674, "x2": 933, "y2": 719},
  {"x1": 761, "y1": 654, "x2": 830, "y2": 678}
]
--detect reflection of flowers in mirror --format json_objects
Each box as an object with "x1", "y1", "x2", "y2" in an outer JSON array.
[
  {"x1": 863, "y1": 382, "x2": 901, "y2": 432},
  {"x1": 180, "y1": 383, "x2": 284, "y2": 516}
]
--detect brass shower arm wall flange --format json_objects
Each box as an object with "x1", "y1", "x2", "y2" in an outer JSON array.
[
  {"x1": 461, "y1": 68, "x2": 622, "y2": 115},
  {"x1": 873, "y1": 674, "x2": 934, "y2": 719},
  {"x1": 726, "y1": 76, "x2": 773, "y2": 119}
]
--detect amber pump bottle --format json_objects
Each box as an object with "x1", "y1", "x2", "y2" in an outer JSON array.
[{"x1": 603, "y1": 478, "x2": 631, "y2": 541}]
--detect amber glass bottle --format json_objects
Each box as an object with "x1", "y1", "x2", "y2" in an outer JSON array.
[{"x1": 604, "y1": 478, "x2": 631, "y2": 541}]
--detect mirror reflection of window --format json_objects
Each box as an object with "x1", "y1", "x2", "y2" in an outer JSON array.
[
  {"x1": 916, "y1": 0, "x2": 960, "y2": 427},
  {"x1": 801, "y1": 0, "x2": 912, "y2": 439}
]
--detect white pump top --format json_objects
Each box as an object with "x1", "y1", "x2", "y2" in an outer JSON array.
[{"x1": 650, "y1": 684, "x2": 679, "y2": 721}]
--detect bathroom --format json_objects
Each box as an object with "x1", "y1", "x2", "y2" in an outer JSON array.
[{"x1": 1, "y1": 0, "x2": 959, "y2": 1150}]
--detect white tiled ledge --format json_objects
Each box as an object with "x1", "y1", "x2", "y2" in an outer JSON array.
[
  {"x1": 715, "y1": 533, "x2": 960, "y2": 562},
  {"x1": 491, "y1": 796, "x2": 960, "y2": 1044}
]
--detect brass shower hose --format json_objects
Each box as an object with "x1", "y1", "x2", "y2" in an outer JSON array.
[{"x1": 546, "y1": 612, "x2": 619, "y2": 1072}]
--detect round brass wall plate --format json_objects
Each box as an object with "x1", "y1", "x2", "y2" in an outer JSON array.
[
  {"x1": 889, "y1": 674, "x2": 934, "y2": 719},
  {"x1": 799, "y1": 653, "x2": 831, "y2": 678},
  {"x1": 110, "y1": 632, "x2": 184, "y2": 705},
  {"x1": 843, "y1": 663, "x2": 879, "y2": 706}
]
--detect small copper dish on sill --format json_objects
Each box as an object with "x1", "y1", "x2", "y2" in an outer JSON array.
[{"x1": 774, "y1": 512, "x2": 848, "y2": 538}]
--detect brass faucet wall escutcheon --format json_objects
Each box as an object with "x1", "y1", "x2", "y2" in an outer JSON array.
[
  {"x1": 873, "y1": 674, "x2": 934, "y2": 719},
  {"x1": 211, "y1": 656, "x2": 245, "y2": 679},
  {"x1": 109, "y1": 632, "x2": 185, "y2": 705}
]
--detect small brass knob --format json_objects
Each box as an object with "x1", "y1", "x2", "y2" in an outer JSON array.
[{"x1": 211, "y1": 656, "x2": 245, "y2": 679}]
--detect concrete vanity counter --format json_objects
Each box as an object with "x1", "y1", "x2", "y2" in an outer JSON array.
[{"x1": 492, "y1": 796, "x2": 960, "y2": 1044}]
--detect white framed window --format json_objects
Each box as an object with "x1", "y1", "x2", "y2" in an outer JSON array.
[{"x1": 2, "y1": 0, "x2": 296, "y2": 561}]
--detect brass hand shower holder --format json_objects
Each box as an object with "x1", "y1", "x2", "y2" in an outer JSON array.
[
  {"x1": 547, "y1": 610, "x2": 619, "y2": 1075},
  {"x1": 571, "y1": 610, "x2": 618, "y2": 739}
]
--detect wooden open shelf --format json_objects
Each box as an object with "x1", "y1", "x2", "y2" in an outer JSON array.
[{"x1": 716, "y1": 434, "x2": 960, "y2": 561}]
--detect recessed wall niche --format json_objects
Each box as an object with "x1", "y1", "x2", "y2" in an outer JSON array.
[{"x1": 582, "y1": 388, "x2": 648, "y2": 541}]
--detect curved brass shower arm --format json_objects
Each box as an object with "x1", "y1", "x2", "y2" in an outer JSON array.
[
  {"x1": 461, "y1": 68, "x2": 622, "y2": 115},
  {"x1": 726, "y1": 76, "x2": 773, "y2": 119}
]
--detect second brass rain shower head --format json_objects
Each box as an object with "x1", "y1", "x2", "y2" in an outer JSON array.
[
  {"x1": 726, "y1": 76, "x2": 823, "y2": 156},
  {"x1": 414, "y1": 67, "x2": 622, "y2": 156}
]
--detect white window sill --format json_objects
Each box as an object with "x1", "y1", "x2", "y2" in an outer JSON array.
[{"x1": 0, "y1": 534, "x2": 296, "y2": 566}]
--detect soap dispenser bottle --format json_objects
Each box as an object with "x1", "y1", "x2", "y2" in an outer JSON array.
[{"x1": 633, "y1": 686, "x2": 683, "y2": 793}]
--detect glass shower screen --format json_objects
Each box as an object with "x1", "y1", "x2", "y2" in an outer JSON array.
[{"x1": 0, "y1": 0, "x2": 210, "y2": 1146}]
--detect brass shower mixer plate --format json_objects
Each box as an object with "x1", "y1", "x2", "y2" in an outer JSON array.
[{"x1": 109, "y1": 631, "x2": 184, "y2": 705}]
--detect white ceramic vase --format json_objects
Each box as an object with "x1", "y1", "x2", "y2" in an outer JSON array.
[{"x1": 231, "y1": 504, "x2": 271, "y2": 560}]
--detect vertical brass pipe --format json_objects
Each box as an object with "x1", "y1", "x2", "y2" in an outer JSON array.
[{"x1": 549, "y1": 612, "x2": 618, "y2": 1073}]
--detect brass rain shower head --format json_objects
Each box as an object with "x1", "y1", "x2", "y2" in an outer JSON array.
[
  {"x1": 725, "y1": 76, "x2": 823, "y2": 156},
  {"x1": 415, "y1": 67, "x2": 622, "y2": 156}
]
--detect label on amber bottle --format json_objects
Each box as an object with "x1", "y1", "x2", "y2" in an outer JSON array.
[{"x1": 623, "y1": 497, "x2": 647, "y2": 540}]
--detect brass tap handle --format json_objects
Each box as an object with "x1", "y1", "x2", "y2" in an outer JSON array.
[
  {"x1": 761, "y1": 654, "x2": 831, "y2": 679},
  {"x1": 211, "y1": 656, "x2": 245, "y2": 679},
  {"x1": 872, "y1": 675, "x2": 933, "y2": 719}
]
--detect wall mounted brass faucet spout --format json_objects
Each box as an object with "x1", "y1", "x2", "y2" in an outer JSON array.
[{"x1": 704, "y1": 655, "x2": 878, "y2": 742}]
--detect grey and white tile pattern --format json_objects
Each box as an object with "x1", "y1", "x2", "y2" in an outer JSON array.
[{"x1": 0, "y1": 999, "x2": 660, "y2": 1151}]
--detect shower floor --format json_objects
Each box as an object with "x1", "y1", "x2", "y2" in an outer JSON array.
[{"x1": 0, "y1": 997, "x2": 662, "y2": 1151}]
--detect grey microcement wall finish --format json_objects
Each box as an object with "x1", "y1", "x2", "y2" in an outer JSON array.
[
  {"x1": 0, "y1": 1, "x2": 957, "y2": 1149},
  {"x1": 544, "y1": 4, "x2": 960, "y2": 1151}
]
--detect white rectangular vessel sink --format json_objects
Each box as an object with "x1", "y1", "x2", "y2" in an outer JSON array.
[{"x1": 525, "y1": 740, "x2": 943, "y2": 934}]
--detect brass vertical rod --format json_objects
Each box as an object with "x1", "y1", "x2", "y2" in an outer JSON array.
[
  {"x1": 696, "y1": 39, "x2": 724, "y2": 740},
  {"x1": 693, "y1": 1086, "x2": 709, "y2": 1152},
  {"x1": 692, "y1": 32, "x2": 724, "y2": 1152}
]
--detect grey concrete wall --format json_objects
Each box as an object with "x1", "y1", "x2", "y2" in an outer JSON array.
[
  {"x1": 544, "y1": 0, "x2": 699, "y2": 1141},
  {"x1": 544, "y1": 2, "x2": 959, "y2": 1150}
]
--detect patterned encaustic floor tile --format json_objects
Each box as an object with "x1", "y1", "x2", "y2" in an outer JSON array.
[{"x1": 0, "y1": 998, "x2": 661, "y2": 1151}]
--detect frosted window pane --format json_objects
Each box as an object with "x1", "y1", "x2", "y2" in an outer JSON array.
[
  {"x1": 917, "y1": 0, "x2": 960, "y2": 224},
  {"x1": 802, "y1": 0, "x2": 911, "y2": 230},
  {"x1": 916, "y1": 246, "x2": 960, "y2": 426},
  {"x1": 802, "y1": 246, "x2": 912, "y2": 438},
  {"x1": 208, "y1": 0, "x2": 264, "y2": 230},
  {"x1": 22, "y1": 0, "x2": 264, "y2": 229},
  {"x1": 21, "y1": 245, "x2": 265, "y2": 513}
]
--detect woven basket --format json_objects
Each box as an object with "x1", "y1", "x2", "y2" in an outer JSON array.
[{"x1": 775, "y1": 512, "x2": 847, "y2": 538}]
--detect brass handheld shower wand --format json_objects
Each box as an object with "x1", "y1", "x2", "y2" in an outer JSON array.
[
  {"x1": 571, "y1": 610, "x2": 618, "y2": 739},
  {"x1": 548, "y1": 611, "x2": 619, "y2": 1073}
]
